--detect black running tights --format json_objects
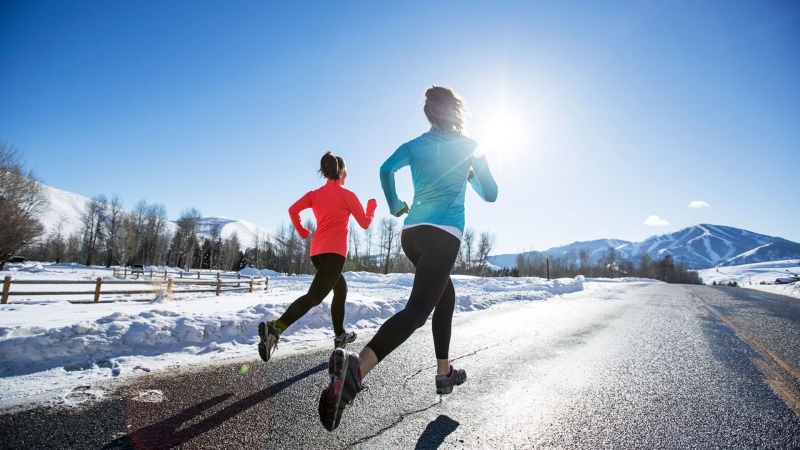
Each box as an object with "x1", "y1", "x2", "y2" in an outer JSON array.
[
  {"x1": 276, "y1": 253, "x2": 347, "y2": 336},
  {"x1": 365, "y1": 225, "x2": 461, "y2": 361}
]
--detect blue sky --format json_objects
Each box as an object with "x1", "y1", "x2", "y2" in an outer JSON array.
[{"x1": 1, "y1": 1, "x2": 798, "y2": 255}]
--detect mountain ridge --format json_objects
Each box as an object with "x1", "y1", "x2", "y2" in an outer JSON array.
[{"x1": 487, "y1": 224, "x2": 800, "y2": 270}]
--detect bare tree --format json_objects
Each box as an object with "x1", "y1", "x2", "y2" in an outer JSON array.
[
  {"x1": 301, "y1": 218, "x2": 316, "y2": 274},
  {"x1": 579, "y1": 248, "x2": 591, "y2": 276},
  {"x1": 0, "y1": 142, "x2": 45, "y2": 269},
  {"x1": 601, "y1": 246, "x2": 618, "y2": 278},
  {"x1": 207, "y1": 218, "x2": 222, "y2": 269},
  {"x1": 103, "y1": 195, "x2": 124, "y2": 266},
  {"x1": 117, "y1": 215, "x2": 138, "y2": 267},
  {"x1": 64, "y1": 232, "x2": 82, "y2": 263},
  {"x1": 174, "y1": 208, "x2": 201, "y2": 269},
  {"x1": 278, "y1": 222, "x2": 304, "y2": 275},
  {"x1": 251, "y1": 230, "x2": 267, "y2": 269},
  {"x1": 363, "y1": 224, "x2": 375, "y2": 271},
  {"x1": 379, "y1": 217, "x2": 399, "y2": 274},
  {"x1": 476, "y1": 231, "x2": 495, "y2": 276},
  {"x1": 81, "y1": 195, "x2": 107, "y2": 266},
  {"x1": 391, "y1": 228, "x2": 410, "y2": 273},
  {"x1": 130, "y1": 199, "x2": 148, "y2": 259},
  {"x1": 638, "y1": 253, "x2": 652, "y2": 279},
  {"x1": 144, "y1": 203, "x2": 170, "y2": 266},
  {"x1": 459, "y1": 227, "x2": 475, "y2": 274},
  {"x1": 348, "y1": 222, "x2": 360, "y2": 271},
  {"x1": 219, "y1": 232, "x2": 240, "y2": 271},
  {"x1": 44, "y1": 221, "x2": 67, "y2": 263}
]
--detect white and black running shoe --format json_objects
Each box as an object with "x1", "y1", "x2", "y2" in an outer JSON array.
[
  {"x1": 333, "y1": 331, "x2": 357, "y2": 349},
  {"x1": 257, "y1": 321, "x2": 281, "y2": 362}
]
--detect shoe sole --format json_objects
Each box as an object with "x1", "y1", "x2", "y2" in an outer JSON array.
[{"x1": 322, "y1": 349, "x2": 349, "y2": 431}]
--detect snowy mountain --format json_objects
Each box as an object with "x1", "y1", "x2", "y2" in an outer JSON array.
[
  {"x1": 34, "y1": 182, "x2": 277, "y2": 249},
  {"x1": 617, "y1": 224, "x2": 791, "y2": 269},
  {"x1": 488, "y1": 224, "x2": 800, "y2": 270},
  {"x1": 194, "y1": 216, "x2": 278, "y2": 249}
]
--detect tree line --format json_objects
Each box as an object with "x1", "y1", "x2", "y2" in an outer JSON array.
[
  {"x1": 239, "y1": 218, "x2": 496, "y2": 277},
  {"x1": 509, "y1": 246, "x2": 703, "y2": 284},
  {"x1": 2, "y1": 141, "x2": 700, "y2": 284}
]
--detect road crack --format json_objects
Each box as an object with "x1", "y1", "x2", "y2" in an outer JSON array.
[{"x1": 343, "y1": 397, "x2": 444, "y2": 449}]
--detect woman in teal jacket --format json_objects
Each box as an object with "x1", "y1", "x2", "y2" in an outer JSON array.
[{"x1": 319, "y1": 86, "x2": 498, "y2": 431}]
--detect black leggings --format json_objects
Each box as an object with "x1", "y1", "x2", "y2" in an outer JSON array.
[
  {"x1": 276, "y1": 253, "x2": 347, "y2": 336},
  {"x1": 365, "y1": 225, "x2": 461, "y2": 361}
]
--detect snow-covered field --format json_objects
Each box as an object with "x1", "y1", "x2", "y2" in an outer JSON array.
[
  {"x1": 697, "y1": 260, "x2": 800, "y2": 297},
  {"x1": 1, "y1": 260, "x2": 796, "y2": 412},
  {"x1": 0, "y1": 262, "x2": 588, "y2": 411}
]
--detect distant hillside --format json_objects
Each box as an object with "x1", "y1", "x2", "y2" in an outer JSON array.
[
  {"x1": 35, "y1": 182, "x2": 277, "y2": 249},
  {"x1": 488, "y1": 224, "x2": 800, "y2": 270}
]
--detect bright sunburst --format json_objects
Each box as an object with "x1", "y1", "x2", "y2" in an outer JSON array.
[{"x1": 473, "y1": 108, "x2": 527, "y2": 156}]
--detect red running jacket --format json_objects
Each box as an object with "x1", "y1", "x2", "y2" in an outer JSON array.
[{"x1": 288, "y1": 179, "x2": 377, "y2": 257}]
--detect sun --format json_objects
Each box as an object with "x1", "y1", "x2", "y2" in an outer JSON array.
[{"x1": 473, "y1": 109, "x2": 526, "y2": 155}]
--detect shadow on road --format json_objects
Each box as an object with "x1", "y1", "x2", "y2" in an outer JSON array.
[
  {"x1": 103, "y1": 362, "x2": 327, "y2": 449},
  {"x1": 415, "y1": 414, "x2": 460, "y2": 449}
]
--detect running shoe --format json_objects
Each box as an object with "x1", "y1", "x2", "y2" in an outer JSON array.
[
  {"x1": 435, "y1": 365, "x2": 467, "y2": 395},
  {"x1": 319, "y1": 348, "x2": 362, "y2": 431},
  {"x1": 334, "y1": 330, "x2": 357, "y2": 349},
  {"x1": 258, "y1": 321, "x2": 281, "y2": 362}
]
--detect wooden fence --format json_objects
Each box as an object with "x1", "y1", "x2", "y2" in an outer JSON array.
[
  {"x1": 1, "y1": 275, "x2": 268, "y2": 304},
  {"x1": 111, "y1": 267, "x2": 260, "y2": 281}
]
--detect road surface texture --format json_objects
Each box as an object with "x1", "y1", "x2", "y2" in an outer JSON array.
[{"x1": 1, "y1": 282, "x2": 799, "y2": 449}]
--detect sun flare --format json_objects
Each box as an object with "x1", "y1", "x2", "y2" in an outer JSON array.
[{"x1": 474, "y1": 110, "x2": 526, "y2": 155}]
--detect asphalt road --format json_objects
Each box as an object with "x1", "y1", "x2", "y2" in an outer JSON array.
[{"x1": 1, "y1": 282, "x2": 799, "y2": 449}]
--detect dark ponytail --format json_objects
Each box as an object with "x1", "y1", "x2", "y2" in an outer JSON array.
[{"x1": 318, "y1": 151, "x2": 340, "y2": 180}]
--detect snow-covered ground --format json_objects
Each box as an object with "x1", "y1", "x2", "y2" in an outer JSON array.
[
  {"x1": 1, "y1": 260, "x2": 796, "y2": 412},
  {"x1": 0, "y1": 262, "x2": 589, "y2": 411},
  {"x1": 697, "y1": 260, "x2": 800, "y2": 298}
]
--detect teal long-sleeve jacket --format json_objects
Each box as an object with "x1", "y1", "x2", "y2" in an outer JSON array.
[{"x1": 379, "y1": 127, "x2": 498, "y2": 233}]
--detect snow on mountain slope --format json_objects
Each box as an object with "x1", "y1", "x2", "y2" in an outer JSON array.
[
  {"x1": 488, "y1": 224, "x2": 800, "y2": 270},
  {"x1": 34, "y1": 182, "x2": 276, "y2": 249},
  {"x1": 36, "y1": 183, "x2": 91, "y2": 239}
]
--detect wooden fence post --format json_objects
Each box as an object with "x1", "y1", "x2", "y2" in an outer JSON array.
[
  {"x1": 265, "y1": 278, "x2": 268, "y2": 290},
  {"x1": 249, "y1": 277, "x2": 254, "y2": 293},
  {"x1": 167, "y1": 278, "x2": 174, "y2": 296},
  {"x1": 197, "y1": 271, "x2": 201, "y2": 280},
  {"x1": 94, "y1": 277, "x2": 103, "y2": 303},
  {"x1": 215, "y1": 278, "x2": 222, "y2": 296},
  {"x1": 2, "y1": 275, "x2": 12, "y2": 304}
]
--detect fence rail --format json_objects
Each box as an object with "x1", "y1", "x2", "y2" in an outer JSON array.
[
  {"x1": 111, "y1": 267, "x2": 261, "y2": 281},
  {"x1": 1, "y1": 275, "x2": 268, "y2": 304}
]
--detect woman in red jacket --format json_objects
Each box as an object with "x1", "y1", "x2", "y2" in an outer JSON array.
[{"x1": 258, "y1": 152, "x2": 377, "y2": 363}]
